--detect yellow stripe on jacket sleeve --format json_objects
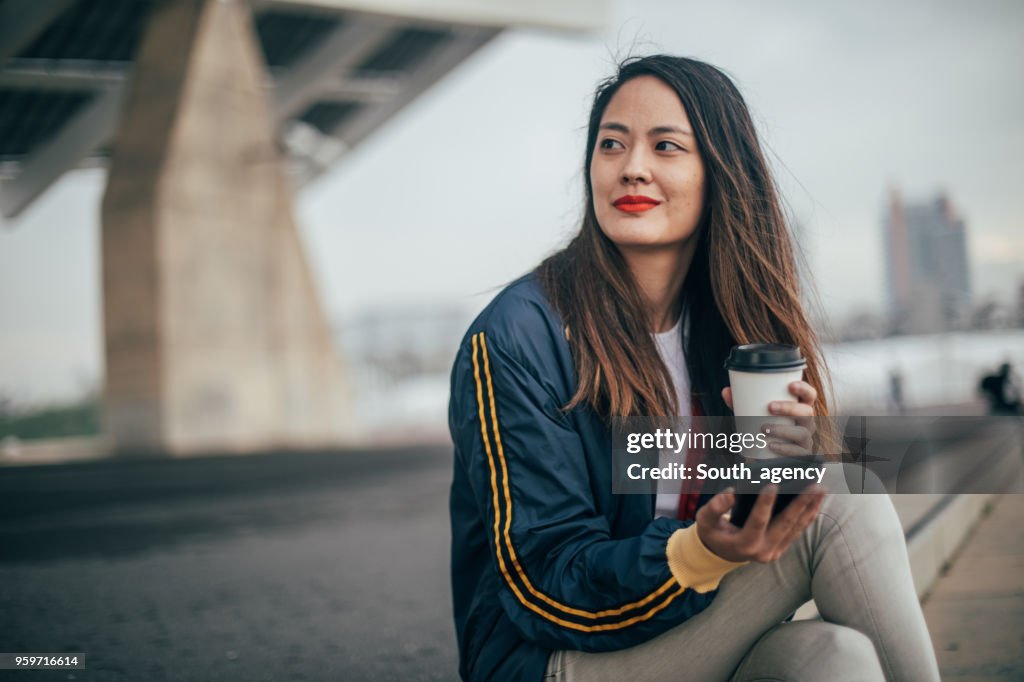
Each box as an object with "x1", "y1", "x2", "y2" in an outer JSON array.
[
  {"x1": 470, "y1": 331, "x2": 687, "y2": 630},
  {"x1": 471, "y1": 334, "x2": 546, "y2": 620}
]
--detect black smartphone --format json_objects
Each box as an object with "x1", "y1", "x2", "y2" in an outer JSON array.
[
  {"x1": 728, "y1": 456, "x2": 823, "y2": 528},
  {"x1": 729, "y1": 491, "x2": 801, "y2": 528}
]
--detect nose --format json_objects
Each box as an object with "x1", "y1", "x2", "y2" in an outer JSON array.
[{"x1": 621, "y1": 147, "x2": 652, "y2": 185}]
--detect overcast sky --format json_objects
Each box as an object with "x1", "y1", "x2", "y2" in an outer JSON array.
[{"x1": 1, "y1": 0, "x2": 1022, "y2": 403}]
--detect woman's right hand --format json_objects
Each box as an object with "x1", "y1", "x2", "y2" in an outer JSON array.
[{"x1": 695, "y1": 485, "x2": 825, "y2": 563}]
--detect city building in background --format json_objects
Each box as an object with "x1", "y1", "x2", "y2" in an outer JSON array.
[{"x1": 883, "y1": 187, "x2": 972, "y2": 334}]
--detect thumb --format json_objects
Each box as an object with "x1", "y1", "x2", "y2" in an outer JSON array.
[
  {"x1": 700, "y1": 487, "x2": 735, "y2": 521},
  {"x1": 721, "y1": 386, "x2": 734, "y2": 410}
]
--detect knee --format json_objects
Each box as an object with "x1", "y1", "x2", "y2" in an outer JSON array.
[
  {"x1": 733, "y1": 622, "x2": 884, "y2": 682},
  {"x1": 811, "y1": 622, "x2": 878, "y2": 660},
  {"x1": 801, "y1": 623, "x2": 884, "y2": 680}
]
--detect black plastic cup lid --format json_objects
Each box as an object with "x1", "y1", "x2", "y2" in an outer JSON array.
[{"x1": 724, "y1": 344, "x2": 806, "y2": 372}]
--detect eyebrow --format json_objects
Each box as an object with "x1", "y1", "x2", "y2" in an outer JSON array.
[{"x1": 599, "y1": 122, "x2": 694, "y2": 137}]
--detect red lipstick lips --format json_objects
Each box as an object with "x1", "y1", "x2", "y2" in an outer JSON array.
[{"x1": 613, "y1": 195, "x2": 661, "y2": 212}]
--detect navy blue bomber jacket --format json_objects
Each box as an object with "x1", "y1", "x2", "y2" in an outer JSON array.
[{"x1": 448, "y1": 274, "x2": 745, "y2": 681}]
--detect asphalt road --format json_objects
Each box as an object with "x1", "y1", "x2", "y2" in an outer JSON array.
[{"x1": 0, "y1": 447, "x2": 458, "y2": 682}]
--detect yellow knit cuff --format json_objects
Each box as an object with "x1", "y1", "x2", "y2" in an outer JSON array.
[{"x1": 666, "y1": 526, "x2": 747, "y2": 593}]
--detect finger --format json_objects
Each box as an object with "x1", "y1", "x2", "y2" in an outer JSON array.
[
  {"x1": 803, "y1": 490, "x2": 826, "y2": 523},
  {"x1": 772, "y1": 486, "x2": 824, "y2": 535},
  {"x1": 788, "y1": 381, "x2": 818, "y2": 405},
  {"x1": 764, "y1": 492, "x2": 815, "y2": 545},
  {"x1": 773, "y1": 490, "x2": 825, "y2": 553},
  {"x1": 763, "y1": 424, "x2": 814, "y2": 453},
  {"x1": 766, "y1": 439, "x2": 812, "y2": 457},
  {"x1": 761, "y1": 424, "x2": 809, "y2": 444},
  {"x1": 722, "y1": 387, "x2": 733, "y2": 411},
  {"x1": 697, "y1": 487, "x2": 735, "y2": 525},
  {"x1": 768, "y1": 400, "x2": 814, "y2": 419},
  {"x1": 742, "y1": 484, "x2": 777, "y2": 535},
  {"x1": 797, "y1": 414, "x2": 818, "y2": 433}
]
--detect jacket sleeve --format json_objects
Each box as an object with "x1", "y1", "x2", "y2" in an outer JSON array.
[{"x1": 449, "y1": 330, "x2": 745, "y2": 652}]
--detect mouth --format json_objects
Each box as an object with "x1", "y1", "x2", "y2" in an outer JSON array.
[{"x1": 613, "y1": 195, "x2": 661, "y2": 213}]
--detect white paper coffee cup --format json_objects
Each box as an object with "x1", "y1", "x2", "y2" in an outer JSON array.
[{"x1": 725, "y1": 344, "x2": 807, "y2": 459}]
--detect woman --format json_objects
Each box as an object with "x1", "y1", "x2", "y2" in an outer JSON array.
[{"x1": 448, "y1": 55, "x2": 939, "y2": 681}]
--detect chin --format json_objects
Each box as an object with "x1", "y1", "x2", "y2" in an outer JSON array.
[
  {"x1": 600, "y1": 221, "x2": 669, "y2": 247},
  {"x1": 613, "y1": 240, "x2": 675, "y2": 252}
]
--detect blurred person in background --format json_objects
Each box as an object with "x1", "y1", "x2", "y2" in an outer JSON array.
[
  {"x1": 448, "y1": 55, "x2": 939, "y2": 681},
  {"x1": 979, "y1": 362, "x2": 1023, "y2": 415},
  {"x1": 887, "y1": 368, "x2": 906, "y2": 415}
]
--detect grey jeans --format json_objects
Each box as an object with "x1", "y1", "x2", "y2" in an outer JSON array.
[{"x1": 543, "y1": 492, "x2": 940, "y2": 682}]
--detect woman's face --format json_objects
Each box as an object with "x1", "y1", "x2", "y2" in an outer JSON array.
[{"x1": 590, "y1": 75, "x2": 706, "y2": 254}]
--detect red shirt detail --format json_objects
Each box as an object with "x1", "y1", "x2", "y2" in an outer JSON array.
[{"x1": 677, "y1": 397, "x2": 705, "y2": 521}]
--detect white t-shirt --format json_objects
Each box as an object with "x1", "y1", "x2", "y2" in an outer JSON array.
[{"x1": 653, "y1": 316, "x2": 689, "y2": 518}]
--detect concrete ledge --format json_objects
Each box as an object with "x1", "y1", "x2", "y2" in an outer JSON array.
[
  {"x1": 0, "y1": 435, "x2": 114, "y2": 467},
  {"x1": 905, "y1": 494, "x2": 994, "y2": 600}
]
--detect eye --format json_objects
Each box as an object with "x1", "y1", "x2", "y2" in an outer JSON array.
[
  {"x1": 599, "y1": 138, "x2": 624, "y2": 150},
  {"x1": 655, "y1": 140, "x2": 684, "y2": 152}
]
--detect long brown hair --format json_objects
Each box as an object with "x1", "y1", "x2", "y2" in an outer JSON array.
[{"x1": 537, "y1": 55, "x2": 832, "y2": 422}]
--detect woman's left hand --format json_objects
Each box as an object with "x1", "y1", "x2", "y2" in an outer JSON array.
[{"x1": 721, "y1": 381, "x2": 818, "y2": 456}]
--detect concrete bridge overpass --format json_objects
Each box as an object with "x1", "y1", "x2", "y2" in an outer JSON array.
[{"x1": 0, "y1": 0, "x2": 601, "y2": 455}]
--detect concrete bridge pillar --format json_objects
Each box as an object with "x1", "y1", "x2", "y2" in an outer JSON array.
[{"x1": 101, "y1": 0, "x2": 356, "y2": 455}]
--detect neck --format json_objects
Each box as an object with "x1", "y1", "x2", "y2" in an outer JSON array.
[{"x1": 620, "y1": 240, "x2": 698, "y2": 333}]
